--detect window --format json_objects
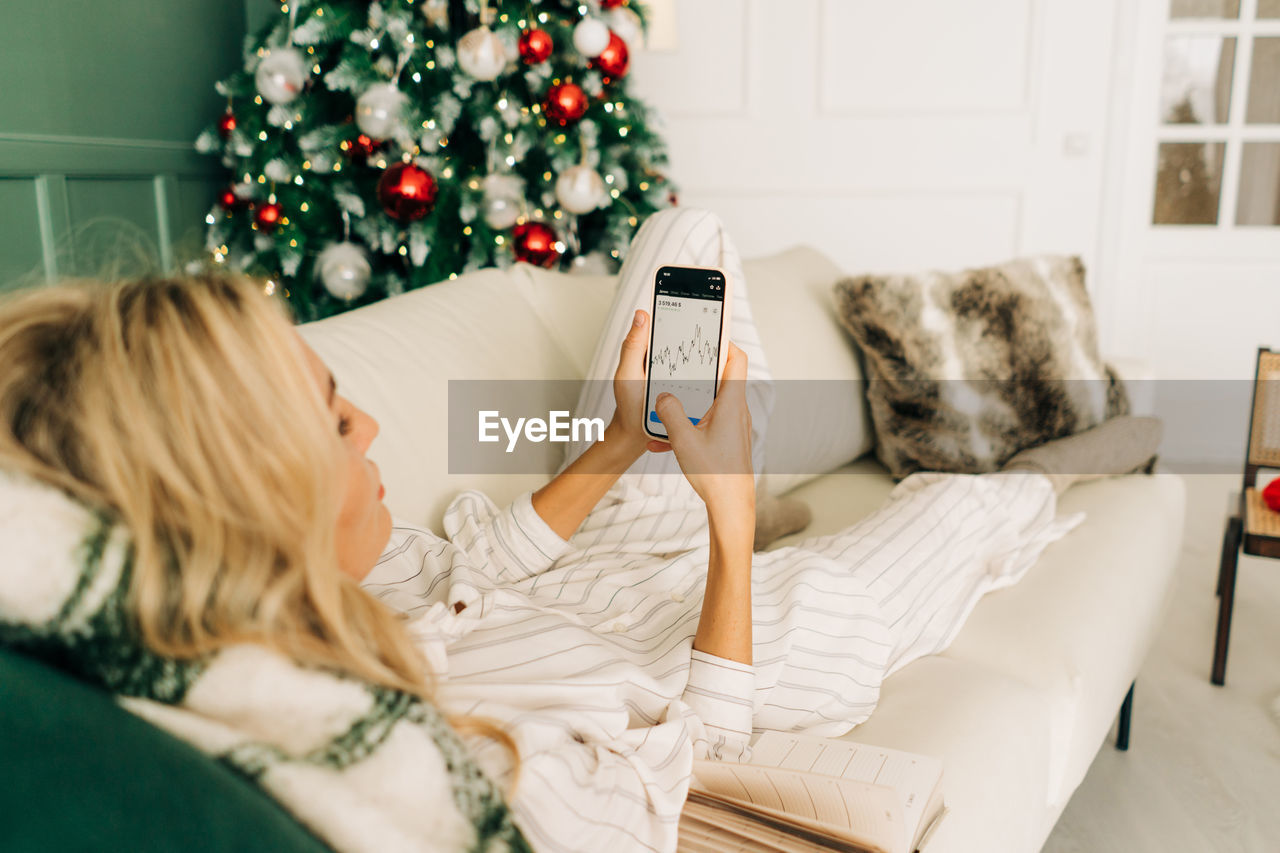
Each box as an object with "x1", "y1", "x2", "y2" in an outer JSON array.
[{"x1": 1153, "y1": 0, "x2": 1280, "y2": 226}]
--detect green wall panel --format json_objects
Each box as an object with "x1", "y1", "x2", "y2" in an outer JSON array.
[
  {"x1": 176, "y1": 177, "x2": 222, "y2": 265},
  {"x1": 0, "y1": 3, "x2": 244, "y2": 143},
  {"x1": 0, "y1": 2, "x2": 247, "y2": 283},
  {"x1": 0, "y1": 179, "x2": 43, "y2": 291},
  {"x1": 64, "y1": 178, "x2": 162, "y2": 278}
]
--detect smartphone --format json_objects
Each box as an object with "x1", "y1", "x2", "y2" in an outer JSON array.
[{"x1": 643, "y1": 264, "x2": 733, "y2": 441}]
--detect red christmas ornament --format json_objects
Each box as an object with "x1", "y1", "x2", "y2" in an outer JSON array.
[
  {"x1": 344, "y1": 133, "x2": 382, "y2": 164},
  {"x1": 255, "y1": 201, "x2": 283, "y2": 230},
  {"x1": 512, "y1": 222, "x2": 561, "y2": 268},
  {"x1": 217, "y1": 110, "x2": 237, "y2": 139},
  {"x1": 668, "y1": 190, "x2": 679, "y2": 207},
  {"x1": 218, "y1": 187, "x2": 244, "y2": 210},
  {"x1": 544, "y1": 82, "x2": 589, "y2": 126},
  {"x1": 1264, "y1": 477, "x2": 1280, "y2": 512},
  {"x1": 601, "y1": 0, "x2": 627, "y2": 7},
  {"x1": 377, "y1": 162, "x2": 438, "y2": 222},
  {"x1": 519, "y1": 28, "x2": 553, "y2": 65},
  {"x1": 591, "y1": 32, "x2": 629, "y2": 80}
]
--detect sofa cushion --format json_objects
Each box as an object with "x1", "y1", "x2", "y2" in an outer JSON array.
[
  {"x1": 941, "y1": 471, "x2": 1185, "y2": 812},
  {"x1": 838, "y1": 655, "x2": 1055, "y2": 853},
  {"x1": 300, "y1": 246, "x2": 871, "y2": 530},
  {"x1": 767, "y1": 459, "x2": 1185, "y2": 835},
  {"x1": 0, "y1": 645, "x2": 332, "y2": 853},
  {"x1": 746, "y1": 246, "x2": 875, "y2": 497},
  {"x1": 833, "y1": 255, "x2": 1129, "y2": 479},
  {"x1": 299, "y1": 267, "x2": 574, "y2": 529}
]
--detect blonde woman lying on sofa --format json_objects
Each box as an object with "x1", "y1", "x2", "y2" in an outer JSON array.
[{"x1": 0, "y1": 209, "x2": 1079, "y2": 853}]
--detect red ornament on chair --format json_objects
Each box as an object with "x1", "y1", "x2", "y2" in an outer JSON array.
[
  {"x1": 519, "y1": 28, "x2": 553, "y2": 64},
  {"x1": 512, "y1": 222, "x2": 561, "y2": 268},
  {"x1": 591, "y1": 32, "x2": 629, "y2": 80},
  {"x1": 544, "y1": 82, "x2": 588, "y2": 126},
  {"x1": 255, "y1": 201, "x2": 283, "y2": 230},
  {"x1": 377, "y1": 162, "x2": 438, "y2": 222},
  {"x1": 1264, "y1": 477, "x2": 1280, "y2": 512},
  {"x1": 217, "y1": 110, "x2": 237, "y2": 139}
]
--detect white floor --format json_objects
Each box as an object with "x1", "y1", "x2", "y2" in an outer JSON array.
[{"x1": 1042, "y1": 474, "x2": 1280, "y2": 853}]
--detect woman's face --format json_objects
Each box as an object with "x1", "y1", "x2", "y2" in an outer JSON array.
[{"x1": 298, "y1": 335, "x2": 391, "y2": 581}]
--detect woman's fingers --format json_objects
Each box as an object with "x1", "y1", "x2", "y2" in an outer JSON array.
[
  {"x1": 655, "y1": 392, "x2": 695, "y2": 443},
  {"x1": 615, "y1": 309, "x2": 649, "y2": 381}
]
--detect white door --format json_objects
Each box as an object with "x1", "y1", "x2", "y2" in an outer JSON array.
[{"x1": 1100, "y1": 0, "x2": 1280, "y2": 384}]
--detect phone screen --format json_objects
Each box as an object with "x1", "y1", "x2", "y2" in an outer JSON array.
[{"x1": 645, "y1": 265, "x2": 727, "y2": 439}]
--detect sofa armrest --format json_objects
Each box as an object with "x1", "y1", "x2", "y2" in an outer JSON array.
[{"x1": 1107, "y1": 356, "x2": 1157, "y2": 417}]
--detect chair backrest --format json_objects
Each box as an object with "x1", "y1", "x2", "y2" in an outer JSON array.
[{"x1": 1244, "y1": 347, "x2": 1280, "y2": 487}]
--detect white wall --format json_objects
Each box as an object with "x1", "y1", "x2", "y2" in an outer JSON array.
[{"x1": 629, "y1": 0, "x2": 1120, "y2": 286}]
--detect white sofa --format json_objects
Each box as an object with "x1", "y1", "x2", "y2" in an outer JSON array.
[{"x1": 300, "y1": 246, "x2": 1187, "y2": 853}]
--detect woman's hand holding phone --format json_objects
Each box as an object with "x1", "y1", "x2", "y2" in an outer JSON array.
[
  {"x1": 653, "y1": 342, "x2": 755, "y2": 520},
  {"x1": 604, "y1": 309, "x2": 673, "y2": 459}
]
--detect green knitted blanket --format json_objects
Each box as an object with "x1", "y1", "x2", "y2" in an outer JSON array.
[{"x1": 0, "y1": 469, "x2": 530, "y2": 853}]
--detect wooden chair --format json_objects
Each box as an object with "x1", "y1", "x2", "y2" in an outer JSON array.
[{"x1": 1212, "y1": 347, "x2": 1280, "y2": 685}]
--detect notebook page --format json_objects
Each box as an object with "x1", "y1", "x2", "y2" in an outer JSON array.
[
  {"x1": 682, "y1": 792, "x2": 885, "y2": 853},
  {"x1": 692, "y1": 762, "x2": 899, "y2": 852},
  {"x1": 750, "y1": 732, "x2": 943, "y2": 843}
]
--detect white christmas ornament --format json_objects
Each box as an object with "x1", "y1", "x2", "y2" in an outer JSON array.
[
  {"x1": 483, "y1": 195, "x2": 521, "y2": 230},
  {"x1": 421, "y1": 0, "x2": 449, "y2": 28},
  {"x1": 483, "y1": 174, "x2": 524, "y2": 230},
  {"x1": 457, "y1": 26, "x2": 507, "y2": 82},
  {"x1": 255, "y1": 48, "x2": 308, "y2": 105},
  {"x1": 555, "y1": 165, "x2": 606, "y2": 214},
  {"x1": 355, "y1": 83, "x2": 407, "y2": 139},
  {"x1": 572, "y1": 18, "x2": 611, "y2": 57},
  {"x1": 608, "y1": 7, "x2": 643, "y2": 50},
  {"x1": 317, "y1": 242, "x2": 372, "y2": 301}
]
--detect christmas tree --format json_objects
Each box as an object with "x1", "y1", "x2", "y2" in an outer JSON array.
[{"x1": 196, "y1": 0, "x2": 676, "y2": 320}]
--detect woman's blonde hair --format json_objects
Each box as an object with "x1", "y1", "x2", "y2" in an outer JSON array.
[{"x1": 0, "y1": 273, "x2": 432, "y2": 696}]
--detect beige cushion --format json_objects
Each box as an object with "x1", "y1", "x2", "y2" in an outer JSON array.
[
  {"x1": 768, "y1": 458, "x2": 1186, "y2": 851},
  {"x1": 746, "y1": 247, "x2": 875, "y2": 496},
  {"x1": 300, "y1": 247, "x2": 871, "y2": 529},
  {"x1": 841, "y1": 656, "x2": 1055, "y2": 853}
]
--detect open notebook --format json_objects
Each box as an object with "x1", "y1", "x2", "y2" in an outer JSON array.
[{"x1": 678, "y1": 732, "x2": 947, "y2": 853}]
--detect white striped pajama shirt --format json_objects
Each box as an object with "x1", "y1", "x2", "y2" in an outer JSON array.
[{"x1": 361, "y1": 209, "x2": 1081, "y2": 853}]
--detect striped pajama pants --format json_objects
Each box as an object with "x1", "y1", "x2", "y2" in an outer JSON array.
[{"x1": 551, "y1": 207, "x2": 1078, "y2": 731}]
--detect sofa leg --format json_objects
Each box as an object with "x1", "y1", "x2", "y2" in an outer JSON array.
[
  {"x1": 1212, "y1": 516, "x2": 1242, "y2": 686},
  {"x1": 1115, "y1": 682, "x2": 1134, "y2": 751}
]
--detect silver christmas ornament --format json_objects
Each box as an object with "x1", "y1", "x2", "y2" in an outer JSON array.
[
  {"x1": 608, "y1": 7, "x2": 643, "y2": 50},
  {"x1": 484, "y1": 195, "x2": 521, "y2": 230},
  {"x1": 355, "y1": 83, "x2": 407, "y2": 139},
  {"x1": 572, "y1": 18, "x2": 611, "y2": 57},
  {"x1": 483, "y1": 173, "x2": 524, "y2": 229},
  {"x1": 255, "y1": 48, "x2": 308, "y2": 105},
  {"x1": 317, "y1": 242, "x2": 372, "y2": 301},
  {"x1": 457, "y1": 26, "x2": 507, "y2": 82},
  {"x1": 555, "y1": 165, "x2": 606, "y2": 214},
  {"x1": 421, "y1": 0, "x2": 449, "y2": 28}
]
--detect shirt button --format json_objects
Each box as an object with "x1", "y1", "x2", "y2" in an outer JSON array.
[
  {"x1": 610, "y1": 621, "x2": 627, "y2": 633},
  {"x1": 670, "y1": 592, "x2": 685, "y2": 603}
]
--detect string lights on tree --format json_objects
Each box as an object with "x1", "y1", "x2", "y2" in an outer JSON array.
[{"x1": 196, "y1": 0, "x2": 675, "y2": 320}]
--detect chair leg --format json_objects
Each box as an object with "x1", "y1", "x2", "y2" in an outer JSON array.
[
  {"x1": 1216, "y1": 513, "x2": 1241, "y2": 596},
  {"x1": 1212, "y1": 516, "x2": 1243, "y2": 686},
  {"x1": 1115, "y1": 682, "x2": 1134, "y2": 751}
]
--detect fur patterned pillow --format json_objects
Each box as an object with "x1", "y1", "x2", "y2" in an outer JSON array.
[{"x1": 833, "y1": 255, "x2": 1128, "y2": 479}]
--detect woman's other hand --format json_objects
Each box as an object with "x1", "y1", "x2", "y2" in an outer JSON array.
[
  {"x1": 654, "y1": 342, "x2": 755, "y2": 517},
  {"x1": 605, "y1": 309, "x2": 671, "y2": 458}
]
